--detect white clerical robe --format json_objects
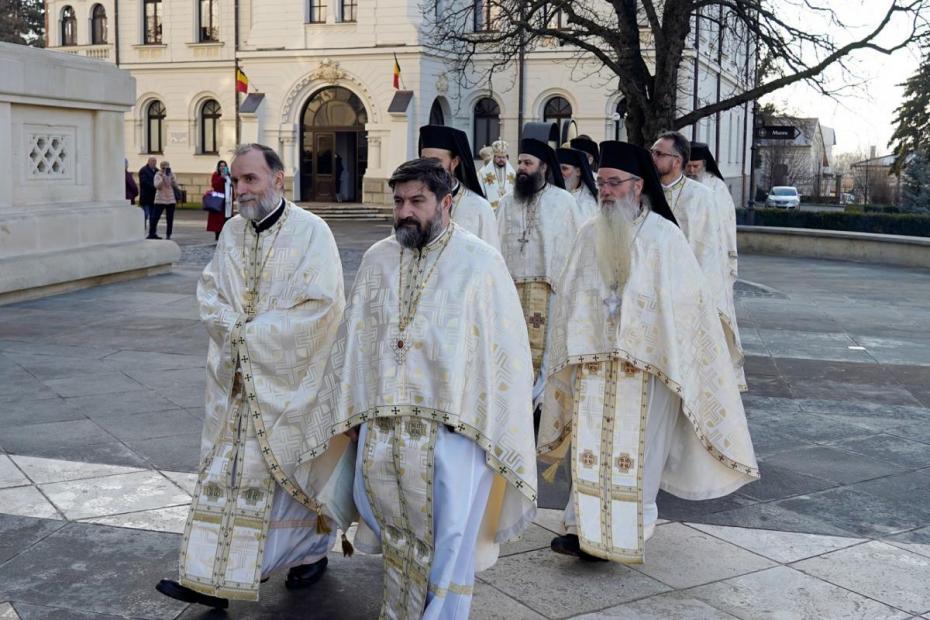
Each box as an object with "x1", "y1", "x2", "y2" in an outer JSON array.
[
  {"x1": 539, "y1": 211, "x2": 758, "y2": 563},
  {"x1": 698, "y1": 173, "x2": 739, "y2": 283},
  {"x1": 664, "y1": 176, "x2": 746, "y2": 390},
  {"x1": 570, "y1": 186, "x2": 599, "y2": 224},
  {"x1": 497, "y1": 185, "x2": 579, "y2": 400},
  {"x1": 183, "y1": 203, "x2": 347, "y2": 601},
  {"x1": 298, "y1": 223, "x2": 537, "y2": 619},
  {"x1": 478, "y1": 160, "x2": 515, "y2": 210},
  {"x1": 452, "y1": 185, "x2": 501, "y2": 251}
]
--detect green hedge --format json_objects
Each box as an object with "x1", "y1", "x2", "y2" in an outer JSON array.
[{"x1": 736, "y1": 208, "x2": 930, "y2": 238}]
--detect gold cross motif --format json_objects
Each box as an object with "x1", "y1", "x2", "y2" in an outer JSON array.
[
  {"x1": 242, "y1": 487, "x2": 264, "y2": 506},
  {"x1": 580, "y1": 449, "x2": 598, "y2": 468},
  {"x1": 204, "y1": 483, "x2": 224, "y2": 500},
  {"x1": 621, "y1": 361, "x2": 637, "y2": 375},
  {"x1": 616, "y1": 453, "x2": 634, "y2": 473},
  {"x1": 527, "y1": 312, "x2": 545, "y2": 329}
]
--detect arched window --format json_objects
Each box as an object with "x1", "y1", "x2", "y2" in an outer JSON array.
[
  {"x1": 429, "y1": 99, "x2": 445, "y2": 126},
  {"x1": 200, "y1": 99, "x2": 221, "y2": 154},
  {"x1": 91, "y1": 4, "x2": 107, "y2": 44},
  {"x1": 613, "y1": 98, "x2": 627, "y2": 141},
  {"x1": 146, "y1": 100, "x2": 166, "y2": 154},
  {"x1": 473, "y1": 97, "x2": 500, "y2": 158},
  {"x1": 199, "y1": 0, "x2": 218, "y2": 41},
  {"x1": 543, "y1": 96, "x2": 572, "y2": 134},
  {"x1": 60, "y1": 6, "x2": 77, "y2": 46}
]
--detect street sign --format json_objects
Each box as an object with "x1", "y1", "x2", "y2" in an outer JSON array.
[{"x1": 755, "y1": 125, "x2": 801, "y2": 140}]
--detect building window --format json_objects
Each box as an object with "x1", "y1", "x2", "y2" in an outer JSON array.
[
  {"x1": 309, "y1": 0, "x2": 326, "y2": 23},
  {"x1": 340, "y1": 0, "x2": 357, "y2": 22},
  {"x1": 144, "y1": 0, "x2": 162, "y2": 44},
  {"x1": 473, "y1": 97, "x2": 500, "y2": 158},
  {"x1": 543, "y1": 96, "x2": 572, "y2": 134},
  {"x1": 60, "y1": 6, "x2": 77, "y2": 46},
  {"x1": 200, "y1": 99, "x2": 221, "y2": 154},
  {"x1": 473, "y1": 0, "x2": 493, "y2": 32},
  {"x1": 146, "y1": 100, "x2": 166, "y2": 154},
  {"x1": 429, "y1": 99, "x2": 445, "y2": 126},
  {"x1": 545, "y1": 4, "x2": 567, "y2": 30},
  {"x1": 91, "y1": 4, "x2": 107, "y2": 44},
  {"x1": 199, "y1": 0, "x2": 219, "y2": 41}
]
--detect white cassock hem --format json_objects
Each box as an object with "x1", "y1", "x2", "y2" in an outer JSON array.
[{"x1": 260, "y1": 485, "x2": 335, "y2": 577}]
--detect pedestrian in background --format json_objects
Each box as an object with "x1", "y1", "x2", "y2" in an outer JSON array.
[
  {"x1": 138, "y1": 156, "x2": 157, "y2": 231},
  {"x1": 125, "y1": 159, "x2": 139, "y2": 205},
  {"x1": 207, "y1": 160, "x2": 233, "y2": 240},
  {"x1": 150, "y1": 161, "x2": 180, "y2": 240}
]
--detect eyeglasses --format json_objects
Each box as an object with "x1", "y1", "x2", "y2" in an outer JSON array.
[
  {"x1": 595, "y1": 177, "x2": 637, "y2": 189},
  {"x1": 650, "y1": 149, "x2": 681, "y2": 160}
]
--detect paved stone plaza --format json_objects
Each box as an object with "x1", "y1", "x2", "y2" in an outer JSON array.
[{"x1": 2, "y1": 211, "x2": 930, "y2": 619}]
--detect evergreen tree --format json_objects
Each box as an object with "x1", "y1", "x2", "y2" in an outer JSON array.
[
  {"x1": 889, "y1": 56, "x2": 930, "y2": 175},
  {"x1": 901, "y1": 153, "x2": 930, "y2": 213},
  {"x1": 0, "y1": 0, "x2": 45, "y2": 47}
]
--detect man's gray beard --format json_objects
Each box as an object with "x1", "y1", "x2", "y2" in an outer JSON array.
[
  {"x1": 564, "y1": 175, "x2": 580, "y2": 191},
  {"x1": 238, "y1": 188, "x2": 281, "y2": 221},
  {"x1": 394, "y1": 207, "x2": 444, "y2": 250},
  {"x1": 595, "y1": 193, "x2": 639, "y2": 290},
  {"x1": 687, "y1": 169, "x2": 710, "y2": 183}
]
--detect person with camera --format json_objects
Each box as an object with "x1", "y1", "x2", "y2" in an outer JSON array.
[{"x1": 150, "y1": 160, "x2": 181, "y2": 240}]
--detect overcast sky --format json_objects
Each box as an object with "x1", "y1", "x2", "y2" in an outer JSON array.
[{"x1": 759, "y1": 1, "x2": 924, "y2": 156}]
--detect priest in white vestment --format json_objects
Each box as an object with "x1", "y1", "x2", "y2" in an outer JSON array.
[
  {"x1": 497, "y1": 138, "x2": 579, "y2": 404},
  {"x1": 570, "y1": 136, "x2": 600, "y2": 171},
  {"x1": 539, "y1": 141, "x2": 758, "y2": 564},
  {"x1": 651, "y1": 132, "x2": 746, "y2": 391},
  {"x1": 420, "y1": 125, "x2": 500, "y2": 250},
  {"x1": 156, "y1": 144, "x2": 350, "y2": 608},
  {"x1": 478, "y1": 139, "x2": 515, "y2": 210},
  {"x1": 298, "y1": 158, "x2": 537, "y2": 620},
  {"x1": 558, "y1": 146, "x2": 600, "y2": 224},
  {"x1": 687, "y1": 142, "x2": 739, "y2": 286}
]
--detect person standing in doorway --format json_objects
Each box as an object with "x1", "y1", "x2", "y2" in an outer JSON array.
[
  {"x1": 138, "y1": 157, "x2": 157, "y2": 232},
  {"x1": 150, "y1": 161, "x2": 180, "y2": 240},
  {"x1": 207, "y1": 160, "x2": 233, "y2": 241}
]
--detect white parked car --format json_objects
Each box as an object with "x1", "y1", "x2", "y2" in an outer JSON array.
[{"x1": 766, "y1": 186, "x2": 801, "y2": 209}]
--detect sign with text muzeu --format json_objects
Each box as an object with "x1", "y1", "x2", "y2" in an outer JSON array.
[{"x1": 755, "y1": 125, "x2": 802, "y2": 140}]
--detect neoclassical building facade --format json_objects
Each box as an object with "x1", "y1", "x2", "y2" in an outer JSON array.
[{"x1": 44, "y1": 0, "x2": 756, "y2": 205}]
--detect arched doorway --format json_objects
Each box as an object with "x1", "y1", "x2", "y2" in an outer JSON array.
[{"x1": 300, "y1": 86, "x2": 368, "y2": 202}]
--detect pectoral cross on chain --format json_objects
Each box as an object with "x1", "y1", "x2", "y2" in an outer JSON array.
[
  {"x1": 518, "y1": 230, "x2": 531, "y2": 253},
  {"x1": 604, "y1": 287, "x2": 622, "y2": 321}
]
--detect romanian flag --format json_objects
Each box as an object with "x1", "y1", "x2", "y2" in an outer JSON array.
[
  {"x1": 392, "y1": 54, "x2": 401, "y2": 89},
  {"x1": 236, "y1": 68, "x2": 249, "y2": 94}
]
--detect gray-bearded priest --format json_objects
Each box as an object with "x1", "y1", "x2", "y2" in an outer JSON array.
[
  {"x1": 420, "y1": 124, "x2": 500, "y2": 250},
  {"x1": 156, "y1": 144, "x2": 347, "y2": 608},
  {"x1": 497, "y1": 138, "x2": 579, "y2": 402},
  {"x1": 298, "y1": 158, "x2": 537, "y2": 619},
  {"x1": 687, "y1": 142, "x2": 739, "y2": 290},
  {"x1": 558, "y1": 146, "x2": 599, "y2": 224},
  {"x1": 539, "y1": 141, "x2": 758, "y2": 564},
  {"x1": 651, "y1": 131, "x2": 746, "y2": 391}
]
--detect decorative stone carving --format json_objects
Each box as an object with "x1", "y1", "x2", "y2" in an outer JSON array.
[
  {"x1": 311, "y1": 58, "x2": 345, "y2": 85},
  {"x1": 436, "y1": 73, "x2": 449, "y2": 95},
  {"x1": 281, "y1": 64, "x2": 377, "y2": 124},
  {"x1": 25, "y1": 128, "x2": 74, "y2": 180}
]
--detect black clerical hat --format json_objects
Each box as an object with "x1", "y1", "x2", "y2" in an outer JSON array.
[
  {"x1": 598, "y1": 141, "x2": 678, "y2": 226},
  {"x1": 570, "y1": 137, "x2": 600, "y2": 169},
  {"x1": 520, "y1": 138, "x2": 566, "y2": 190},
  {"x1": 419, "y1": 125, "x2": 486, "y2": 198},
  {"x1": 689, "y1": 142, "x2": 725, "y2": 181},
  {"x1": 556, "y1": 147, "x2": 598, "y2": 199}
]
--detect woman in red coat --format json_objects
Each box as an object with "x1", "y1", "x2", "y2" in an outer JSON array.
[{"x1": 207, "y1": 160, "x2": 233, "y2": 240}]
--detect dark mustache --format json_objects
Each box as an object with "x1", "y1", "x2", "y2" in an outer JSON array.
[{"x1": 395, "y1": 217, "x2": 422, "y2": 229}]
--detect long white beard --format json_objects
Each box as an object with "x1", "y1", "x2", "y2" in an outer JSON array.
[
  {"x1": 595, "y1": 193, "x2": 640, "y2": 290},
  {"x1": 238, "y1": 188, "x2": 282, "y2": 221},
  {"x1": 564, "y1": 175, "x2": 580, "y2": 191}
]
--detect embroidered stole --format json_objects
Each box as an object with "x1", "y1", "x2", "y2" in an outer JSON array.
[
  {"x1": 515, "y1": 281, "x2": 551, "y2": 377},
  {"x1": 571, "y1": 359, "x2": 649, "y2": 563}
]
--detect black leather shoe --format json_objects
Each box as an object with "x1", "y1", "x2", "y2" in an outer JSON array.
[
  {"x1": 550, "y1": 534, "x2": 609, "y2": 562},
  {"x1": 146, "y1": 235, "x2": 162, "y2": 240},
  {"x1": 284, "y1": 556, "x2": 328, "y2": 590},
  {"x1": 155, "y1": 579, "x2": 229, "y2": 609}
]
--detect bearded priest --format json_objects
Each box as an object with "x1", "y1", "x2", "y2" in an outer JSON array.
[
  {"x1": 539, "y1": 141, "x2": 758, "y2": 564},
  {"x1": 479, "y1": 138, "x2": 516, "y2": 210},
  {"x1": 570, "y1": 136, "x2": 600, "y2": 171},
  {"x1": 420, "y1": 125, "x2": 500, "y2": 250},
  {"x1": 558, "y1": 146, "x2": 600, "y2": 224},
  {"x1": 651, "y1": 131, "x2": 746, "y2": 391},
  {"x1": 687, "y1": 142, "x2": 739, "y2": 288},
  {"x1": 297, "y1": 158, "x2": 537, "y2": 619},
  {"x1": 497, "y1": 138, "x2": 580, "y2": 403},
  {"x1": 156, "y1": 144, "x2": 349, "y2": 608}
]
